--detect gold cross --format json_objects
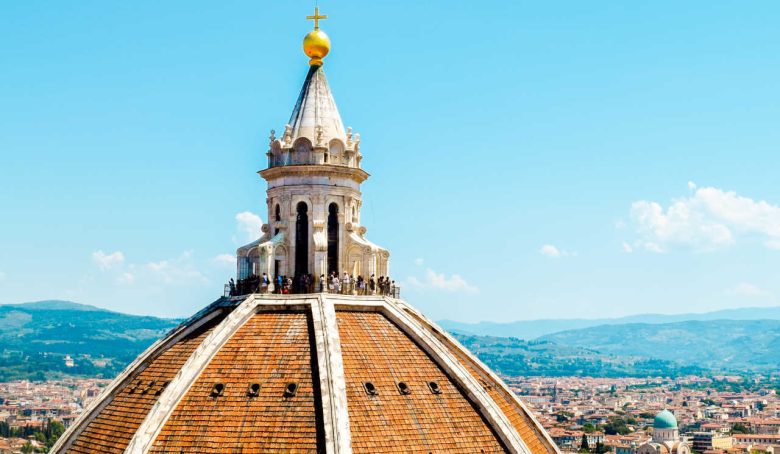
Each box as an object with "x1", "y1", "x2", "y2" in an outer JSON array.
[{"x1": 306, "y1": 6, "x2": 327, "y2": 30}]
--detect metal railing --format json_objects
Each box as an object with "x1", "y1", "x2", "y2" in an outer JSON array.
[{"x1": 226, "y1": 277, "x2": 400, "y2": 299}]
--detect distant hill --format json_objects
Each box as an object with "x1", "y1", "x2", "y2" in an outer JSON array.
[
  {"x1": 451, "y1": 333, "x2": 707, "y2": 378},
  {"x1": 2, "y1": 300, "x2": 778, "y2": 381},
  {"x1": 439, "y1": 306, "x2": 780, "y2": 339},
  {"x1": 0, "y1": 300, "x2": 181, "y2": 381},
  {"x1": 1, "y1": 300, "x2": 107, "y2": 312},
  {"x1": 539, "y1": 319, "x2": 780, "y2": 373}
]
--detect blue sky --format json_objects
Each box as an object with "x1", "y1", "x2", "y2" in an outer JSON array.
[{"x1": 1, "y1": 1, "x2": 779, "y2": 321}]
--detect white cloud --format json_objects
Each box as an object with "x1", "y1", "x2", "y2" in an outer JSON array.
[
  {"x1": 627, "y1": 184, "x2": 780, "y2": 252},
  {"x1": 621, "y1": 242, "x2": 634, "y2": 253},
  {"x1": 688, "y1": 181, "x2": 697, "y2": 190},
  {"x1": 92, "y1": 250, "x2": 125, "y2": 270},
  {"x1": 729, "y1": 282, "x2": 768, "y2": 298},
  {"x1": 408, "y1": 268, "x2": 478, "y2": 293},
  {"x1": 214, "y1": 254, "x2": 236, "y2": 266},
  {"x1": 91, "y1": 247, "x2": 210, "y2": 286},
  {"x1": 540, "y1": 244, "x2": 576, "y2": 258},
  {"x1": 235, "y1": 211, "x2": 264, "y2": 243},
  {"x1": 540, "y1": 244, "x2": 562, "y2": 258},
  {"x1": 0, "y1": 271, "x2": 6, "y2": 281},
  {"x1": 414, "y1": 258, "x2": 424, "y2": 266},
  {"x1": 146, "y1": 251, "x2": 207, "y2": 285},
  {"x1": 117, "y1": 272, "x2": 136, "y2": 285}
]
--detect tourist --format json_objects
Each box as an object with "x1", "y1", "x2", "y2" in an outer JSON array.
[
  {"x1": 342, "y1": 272, "x2": 350, "y2": 295},
  {"x1": 260, "y1": 273, "x2": 269, "y2": 294},
  {"x1": 357, "y1": 275, "x2": 365, "y2": 295},
  {"x1": 332, "y1": 272, "x2": 340, "y2": 294},
  {"x1": 319, "y1": 274, "x2": 326, "y2": 292},
  {"x1": 369, "y1": 274, "x2": 376, "y2": 294}
]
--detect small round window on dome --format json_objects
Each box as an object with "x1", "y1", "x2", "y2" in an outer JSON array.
[
  {"x1": 363, "y1": 382, "x2": 378, "y2": 396},
  {"x1": 247, "y1": 383, "x2": 261, "y2": 397},
  {"x1": 210, "y1": 383, "x2": 225, "y2": 397},
  {"x1": 397, "y1": 382, "x2": 411, "y2": 395},
  {"x1": 284, "y1": 382, "x2": 298, "y2": 397},
  {"x1": 427, "y1": 381, "x2": 442, "y2": 394}
]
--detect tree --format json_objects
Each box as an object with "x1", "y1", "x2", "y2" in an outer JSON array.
[
  {"x1": 603, "y1": 416, "x2": 631, "y2": 435},
  {"x1": 583, "y1": 423, "x2": 597, "y2": 433},
  {"x1": 731, "y1": 423, "x2": 751, "y2": 434},
  {"x1": 580, "y1": 434, "x2": 590, "y2": 453},
  {"x1": 48, "y1": 420, "x2": 66, "y2": 446}
]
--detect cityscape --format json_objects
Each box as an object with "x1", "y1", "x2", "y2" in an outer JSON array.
[{"x1": 2, "y1": 375, "x2": 779, "y2": 453}]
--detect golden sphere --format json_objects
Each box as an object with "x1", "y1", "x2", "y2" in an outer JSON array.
[{"x1": 303, "y1": 29, "x2": 331, "y2": 65}]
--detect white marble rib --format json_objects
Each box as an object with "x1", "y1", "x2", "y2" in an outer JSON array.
[
  {"x1": 49, "y1": 307, "x2": 225, "y2": 454},
  {"x1": 311, "y1": 295, "x2": 352, "y2": 453},
  {"x1": 124, "y1": 295, "x2": 263, "y2": 453},
  {"x1": 396, "y1": 299, "x2": 561, "y2": 454},
  {"x1": 380, "y1": 297, "x2": 533, "y2": 454}
]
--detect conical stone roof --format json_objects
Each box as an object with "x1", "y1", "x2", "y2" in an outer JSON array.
[
  {"x1": 52, "y1": 295, "x2": 559, "y2": 454},
  {"x1": 287, "y1": 65, "x2": 347, "y2": 147}
]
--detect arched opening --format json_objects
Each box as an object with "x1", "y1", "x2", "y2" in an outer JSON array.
[
  {"x1": 274, "y1": 204, "x2": 281, "y2": 235},
  {"x1": 329, "y1": 139, "x2": 344, "y2": 165},
  {"x1": 293, "y1": 138, "x2": 312, "y2": 165},
  {"x1": 295, "y1": 202, "x2": 309, "y2": 278},
  {"x1": 327, "y1": 203, "x2": 339, "y2": 275}
]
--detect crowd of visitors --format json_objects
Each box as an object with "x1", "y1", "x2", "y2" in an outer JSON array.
[
  {"x1": 321, "y1": 271, "x2": 397, "y2": 296},
  {"x1": 228, "y1": 272, "x2": 399, "y2": 298}
]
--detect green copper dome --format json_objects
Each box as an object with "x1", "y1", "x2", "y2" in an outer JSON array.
[{"x1": 654, "y1": 410, "x2": 678, "y2": 429}]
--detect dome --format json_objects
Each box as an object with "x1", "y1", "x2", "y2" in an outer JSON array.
[
  {"x1": 51, "y1": 295, "x2": 559, "y2": 453},
  {"x1": 654, "y1": 410, "x2": 678, "y2": 429}
]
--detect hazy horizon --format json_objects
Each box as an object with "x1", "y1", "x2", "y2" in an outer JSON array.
[{"x1": 3, "y1": 298, "x2": 780, "y2": 325}]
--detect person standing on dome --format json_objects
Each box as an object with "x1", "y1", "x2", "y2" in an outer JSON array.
[{"x1": 260, "y1": 273, "x2": 269, "y2": 294}]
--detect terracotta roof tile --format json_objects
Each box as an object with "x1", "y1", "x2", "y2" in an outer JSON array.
[
  {"x1": 402, "y1": 307, "x2": 556, "y2": 454},
  {"x1": 149, "y1": 311, "x2": 322, "y2": 453},
  {"x1": 337, "y1": 310, "x2": 507, "y2": 453},
  {"x1": 67, "y1": 314, "x2": 225, "y2": 454},
  {"x1": 453, "y1": 350, "x2": 555, "y2": 454}
]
